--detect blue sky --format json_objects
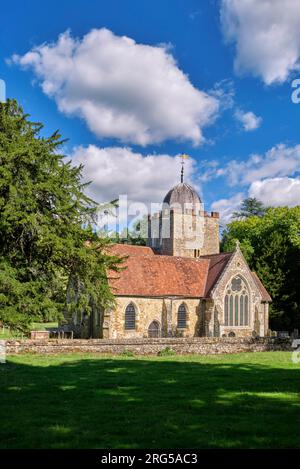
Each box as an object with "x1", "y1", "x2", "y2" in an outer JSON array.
[{"x1": 1, "y1": 0, "x2": 300, "y2": 225}]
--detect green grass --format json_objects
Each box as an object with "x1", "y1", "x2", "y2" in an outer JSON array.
[
  {"x1": 0, "y1": 322, "x2": 58, "y2": 340},
  {"x1": 0, "y1": 352, "x2": 300, "y2": 449},
  {"x1": 30, "y1": 322, "x2": 58, "y2": 331},
  {"x1": 0, "y1": 328, "x2": 23, "y2": 339}
]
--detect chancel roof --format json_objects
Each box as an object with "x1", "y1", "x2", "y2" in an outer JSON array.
[
  {"x1": 108, "y1": 244, "x2": 271, "y2": 302},
  {"x1": 109, "y1": 244, "x2": 232, "y2": 298}
]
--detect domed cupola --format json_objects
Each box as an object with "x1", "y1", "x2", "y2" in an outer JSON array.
[
  {"x1": 163, "y1": 182, "x2": 201, "y2": 207},
  {"x1": 147, "y1": 154, "x2": 220, "y2": 258}
]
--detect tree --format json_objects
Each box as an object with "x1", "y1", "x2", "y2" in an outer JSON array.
[
  {"x1": 0, "y1": 100, "x2": 121, "y2": 331},
  {"x1": 233, "y1": 197, "x2": 267, "y2": 219},
  {"x1": 95, "y1": 198, "x2": 147, "y2": 246},
  {"x1": 222, "y1": 206, "x2": 300, "y2": 331},
  {"x1": 118, "y1": 217, "x2": 147, "y2": 246}
]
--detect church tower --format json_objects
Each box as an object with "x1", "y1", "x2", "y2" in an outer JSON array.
[{"x1": 147, "y1": 163, "x2": 220, "y2": 258}]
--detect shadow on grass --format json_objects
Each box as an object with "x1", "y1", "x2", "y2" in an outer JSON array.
[{"x1": 1, "y1": 355, "x2": 300, "y2": 449}]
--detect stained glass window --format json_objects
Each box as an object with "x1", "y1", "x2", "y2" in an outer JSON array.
[{"x1": 224, "y1": 276, "x2": 249, "y2": 327}]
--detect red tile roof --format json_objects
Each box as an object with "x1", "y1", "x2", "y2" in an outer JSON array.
[
  {"x1": 109, "y1": 244, "x2": 155, "y2": 257},
  {"x1": 108, "y1": 244, "x2": 271, "y2": 302},
  {"x1": 109, "y1": 253, "x2": 210, "y2": 297},
  {"x1": 201, "y1": 252, "x2": 234, "y2": 297}
]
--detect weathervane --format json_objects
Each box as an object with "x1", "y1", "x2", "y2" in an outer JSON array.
[{"x1": 180, "y1": 153, "x2": 189, "y2": 183}]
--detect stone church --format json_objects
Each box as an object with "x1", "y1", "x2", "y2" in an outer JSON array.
[{"x1": 66, "y1": 180, "x2": 271, "y2": 339}]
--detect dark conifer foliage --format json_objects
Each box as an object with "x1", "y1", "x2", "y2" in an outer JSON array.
[{"x1": 0, "y1": 100, "x2": 121, "y2": 331}]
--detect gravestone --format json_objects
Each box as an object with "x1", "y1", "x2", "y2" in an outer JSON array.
[{"x1": 30, "y1": 331, "x2": 50, "y2": 340}]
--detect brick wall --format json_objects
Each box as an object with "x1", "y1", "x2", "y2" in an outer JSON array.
[{"x1": 5, "y1": 337, "x2": 292, "y2": 355}]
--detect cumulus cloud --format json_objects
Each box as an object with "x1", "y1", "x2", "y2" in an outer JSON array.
[
  {"x1": 234, "y1": 109, "x2": 262, "y2": 131},
  {"x1": 211, "y1": 176, "x2": 300, "y2": 224},
  {"x1": 249, "y1": 177, "x2": 300, "y2": 207},
  {"x1": 70, "y1": 145, "x2": 199, "y2": 205},
  {"x1": 11, "y1": 28, "x2": 219, "y2": 146},
  {"x1": 211, "y1": 192, "x2": 244, "y2": 224},
  {"x1": 209, "y1": 79, "x2": 235, "y2": 110},
  {"x1": 220, "y1": 0, "x2": 300, "y2": 84},
  {"x1": 187, "y1": 142, "x2": 300, "y2": 195},
  {"x1": 209, "y1": 143, "x2": 300, "y2": 223},
  {"x1": 226, "y1": 143, "x2": 300, "y2": 185}
]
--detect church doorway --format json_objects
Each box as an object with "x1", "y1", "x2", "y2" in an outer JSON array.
[{"x1": 148, "y1": 321, "x2": 160, "y2": 338}]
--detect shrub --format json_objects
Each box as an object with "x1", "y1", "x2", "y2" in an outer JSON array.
[
  {"x1": 157, "y1": 346, "x2": 176, "y2": 357},
  {"x1": 121, "y1": 348, "x2": 135, "y2": 357}
]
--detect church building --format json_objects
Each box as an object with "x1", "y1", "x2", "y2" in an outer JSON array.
[{"x1": 66, "y1": 177, "x2": 271, "y2": 339}]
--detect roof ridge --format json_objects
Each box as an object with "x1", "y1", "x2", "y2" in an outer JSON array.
[
  {"x1": 112, "y1": 243, "x2": 151, "y2": 248},
  {"x1": 200, "y1": 252, "x2": 234, "y2": 258},
  {"x1": 125, "y1": 254, "x2": 210, "y2": 263}
]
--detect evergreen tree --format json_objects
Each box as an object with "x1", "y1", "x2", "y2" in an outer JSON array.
[
  {"x1": 0, "y1": 100, "x2": 121, "y2": 331},
  {"x1": 222, "y1": 206, "x2": 300, "y2": 331},
  {"x1": 233, "y1": 197, "x2": 267, "y2": 219}
]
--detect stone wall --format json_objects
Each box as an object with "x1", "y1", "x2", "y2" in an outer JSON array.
[
  {"x1": 108, "y1": 297, "x2": 202, "y2": 339},
  {"x1": 202, "y1": 213, "x2": 220, "y2": 256},
  {"x1": 5, "y1": 337, "x2": 292, "y2": 356},
  {"x1": 148, "y1": 208, "x2": 220, "y2": 258},
  {"x1": 211, "y1": 247, "x2": 269, "y2": 338}
]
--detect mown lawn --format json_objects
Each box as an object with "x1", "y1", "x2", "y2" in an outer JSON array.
[
  {"x1": 0, "y1": 322, "x2": 58, "y2": 340},
  {"x1": 0, "y1": 352, "x2": 299, "y2": 449}
]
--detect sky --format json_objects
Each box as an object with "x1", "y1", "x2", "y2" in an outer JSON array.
[{"x1": 1, "y1": 0, "x2": 300, "y2": 226}]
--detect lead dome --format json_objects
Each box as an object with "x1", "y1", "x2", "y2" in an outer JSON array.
[{"x1": 163, "y1": 182, "x2": 201, "y2": 207}]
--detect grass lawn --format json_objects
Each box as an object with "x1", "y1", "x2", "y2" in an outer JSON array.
[
  {"x1": 0, "y1": 352, "x2": 300, "y2": 449},
  {"x1": 0, "y1": 322, "x2": 58, "y2": 340}
]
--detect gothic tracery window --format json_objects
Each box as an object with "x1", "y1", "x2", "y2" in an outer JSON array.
[{"x1": 224, "y1": 276, "x2": 249, "y2": 326}]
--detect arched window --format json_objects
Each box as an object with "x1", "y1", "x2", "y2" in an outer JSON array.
[
  {"x1": 178, "y1": 304, "x2": 187, "y2": 328},
  {"x1": 125, "y1": 303, "x2": 136, "y2": 330},
  {"x1": 224, "y1": 276, "x2": 249, "y2": 327},
  {"x1": 148, "y1": 321, "x2": 160, "y2": 338}
]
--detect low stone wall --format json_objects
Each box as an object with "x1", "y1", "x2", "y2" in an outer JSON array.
[{"x1": 5, "y1": 337, "x2": 292, "y2": 356}]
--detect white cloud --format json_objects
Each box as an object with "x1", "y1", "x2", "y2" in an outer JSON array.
[
  {"x1": 220, "y1": 0, "x2": 300, "y2": 84},
  {"x1": 209, "y1": 143, "x2": 300, "y2": 223},
  {"x1": 227, "y1": 143, "x2": 300, "y2": 185},
  {"x1": 211, "y1": 176, "x2": 300, "y2": 225},
  {"x1": 211, "y1": 192, "x2": 244, "y2": 224},
  {"x1": 70, "y1": 145, "x2": 199, "y2": 205},
  {"x1": 194, "y1": 142, "x2": 300, "y2": 184},
  {"x1": 12, "y1": 28, "x2": 219, "y2": 146},
  {"x1": 197, "y1": 160, "x2": 226, "y2": 182},
  {"x1": 249, "y1": 177, "x2": 300, "y2": 206},
  {"x1": 235, "y1": 109, "x2": 262, "y2": 131},
  {"x1": 209, "y1": 79, "x2": 235, "y2": 110}
]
